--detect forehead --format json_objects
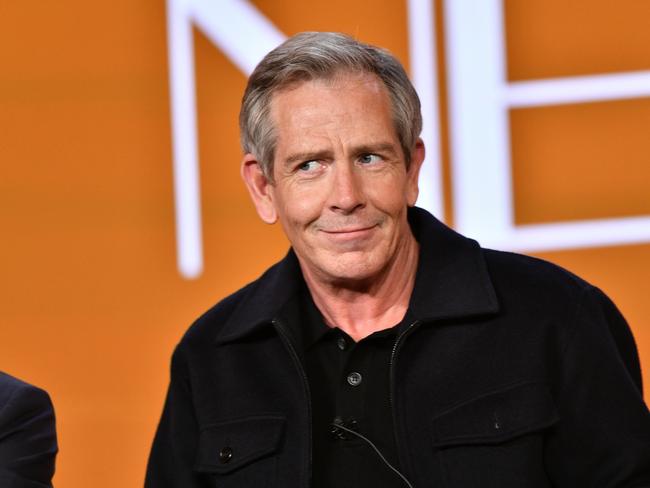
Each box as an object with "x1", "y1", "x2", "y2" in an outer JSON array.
[{"x1": 269, "y1": 73, "x2": 397, "y2": 153}]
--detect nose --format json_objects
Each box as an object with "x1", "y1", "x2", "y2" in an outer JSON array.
[{"x1": 328, "y1": 162, "x2": 365, "y2": 214}]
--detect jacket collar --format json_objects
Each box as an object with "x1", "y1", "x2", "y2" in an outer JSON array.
[
  {"x1": 215, "y1": 207, "x2": 499, "y2": 344},
  {"x1": 406, "y1": 207, "x2": 499, "y2": 320}
]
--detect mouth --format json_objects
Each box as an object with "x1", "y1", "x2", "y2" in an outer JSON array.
[{"x1": 320, "y1": 225, "x2": 378, "y2": 239}]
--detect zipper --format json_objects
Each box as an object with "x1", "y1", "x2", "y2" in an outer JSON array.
[
  {"x1": 389, "y1": 320, "x2": 421, "y2": 479},
  {"x1": 273, "y1": 318, "x2": 312, "y2": 488}
]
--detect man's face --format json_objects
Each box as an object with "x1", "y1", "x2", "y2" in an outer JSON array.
[{"x1": 255, "y1": 72, "x2": 423, "y2": 285}]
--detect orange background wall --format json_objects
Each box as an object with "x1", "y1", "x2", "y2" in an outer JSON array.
[{"x1": 1, "y1": 1, "x2": 648, "y2": 486}]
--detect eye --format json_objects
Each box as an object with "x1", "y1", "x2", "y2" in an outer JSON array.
[
  {"x1": 358, "y1": 153, "x2": 382, "y2": 165},
  {"x1": 298, "y1": 160, "x2": 322, "y2": 172}
]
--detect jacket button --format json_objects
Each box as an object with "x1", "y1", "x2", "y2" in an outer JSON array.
[
  {"x1": 337, "y1": 337, "x2": 347, "y2": 351},
  {"x1": 347, "y1": 372, "x2": 362, "y2": 386},
  {"x1": 219, "y1": 446, "x2": 233, "y2": 464}
]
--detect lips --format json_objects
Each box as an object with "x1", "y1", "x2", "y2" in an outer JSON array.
[
  {"x1": 318, "y1": 225, "x2": 379, "y2": 245},
  {"x1": 322, "y1": 225, "x2": 376, "y2": 234}
]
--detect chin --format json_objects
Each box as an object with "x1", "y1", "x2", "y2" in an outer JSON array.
[{"x1": 316, "y1": 250, "x2": 386, "y2": 284}]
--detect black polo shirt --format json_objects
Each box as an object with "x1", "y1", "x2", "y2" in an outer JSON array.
[{"x1": 281, "y1": 283, "x2": 415, "y2": 488}]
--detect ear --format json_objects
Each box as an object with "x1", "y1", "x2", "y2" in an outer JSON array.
[
  {"x1": 240, "y1": 154, "x2": 278, "y2": 224},
  {"x1": 405, "y1": 138, "x2": 425, "y2": 207}
]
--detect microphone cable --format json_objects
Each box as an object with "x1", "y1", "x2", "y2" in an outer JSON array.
[{"x1": 330, "y1": 421, "x2": 414, "y2": 488}]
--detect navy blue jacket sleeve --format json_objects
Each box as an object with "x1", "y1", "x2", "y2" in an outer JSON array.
[
  {"x1": 145, "y1": 345, "x2": 204, "y2": 488},
  {"x1": 545, "y1": 286, "x2": 650, "y2": 487},
  {"x1": 0, "y1": 373, "x2": 58, "y2": 488}
]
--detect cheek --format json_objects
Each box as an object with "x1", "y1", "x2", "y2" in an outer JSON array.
[
  {"x1": 276, "y1": 185, "x2": 326, "y2": 228},
  {"x1": 366, "y1": 176, "x2": 410, "y2": 211}
]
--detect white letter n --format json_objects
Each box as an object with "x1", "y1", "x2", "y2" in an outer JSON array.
[{"x1": 166, "y1": 0, "x2": 286, "y2": 279}]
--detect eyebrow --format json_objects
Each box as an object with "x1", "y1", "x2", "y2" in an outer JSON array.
[
  {"x1": 282, "y1": 142, "x2": 399, "y2": 167},
  {"x1": 352, "y1": 143, "x2": 399, "y2": 158},
  {"x1": 283, "y1": 150, "x2": 333, "y2": 167}
]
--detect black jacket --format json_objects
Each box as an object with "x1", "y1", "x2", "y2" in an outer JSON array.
[
  {"x1": 146, "y1": 208, "x2": 650, "y2": 487},
  {"x1": 0, "y1": 372, "x2": 58, "y2": 488}
]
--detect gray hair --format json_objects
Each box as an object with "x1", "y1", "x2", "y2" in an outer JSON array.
[{"x1": 239, "y1": 32, "x2": 422, "y2": 179}]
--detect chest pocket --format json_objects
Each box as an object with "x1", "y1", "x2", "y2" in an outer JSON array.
[
  {"x1": 431, "y1": 381, "x2": 558, "y2": 488},
  {"x1": 195, "y1": 415, "x2": 285, "y2": 487}
]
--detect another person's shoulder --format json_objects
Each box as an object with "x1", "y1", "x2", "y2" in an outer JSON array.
[
  {"x1": 0, "y1": 372, "x2": 58, "y2": 487},
  {"x1": 0, "y1": 372, "x2": 53, "y2": 416}
]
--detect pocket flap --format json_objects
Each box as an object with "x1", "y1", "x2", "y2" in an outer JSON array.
[
  {"x1": 431, "y1": 382, "x2": 558, "y2": 448},
  {"x1": 195, "y1": 415, "x2": 285, "y2": 473}
]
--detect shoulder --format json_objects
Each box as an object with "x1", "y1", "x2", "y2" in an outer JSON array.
[
  {"x1": 0, "y1": 373, "x2": 56, "y2": 456},
  {"x1": 476, "y1": 249, "x2": 645, "y2": 387},
  {"x1": 177, "y1": 254, "x2": 296, "y2": 350},
  {"x1": 482, "y1": 248, "x2": 592, "y2": 307},
  {"x1": 475, "y1": 248, "x2": 614, "y2": 336},
  {"x1": 0, "y1": 373, "x2": 57, "y2": 485},
  {"x1": 180, "y1": 281, "x2": 257, "y2": 346},
  {"x1": 0, "y1": 372, "x2": 53, "y2": 418}
]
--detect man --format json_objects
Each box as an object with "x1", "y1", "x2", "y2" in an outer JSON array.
[
  {"x1": 146, "y1": 32, "x2": 650, "y2": 487},
  {"x1": 0, "y1": 371, "x2": 58, "y2": 487}
]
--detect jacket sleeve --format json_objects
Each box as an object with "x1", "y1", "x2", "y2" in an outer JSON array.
[
  {"x1": 145, "y1": 345, "x2": 206, "y2": 488},
  {"x1": 0, "y1": 379, "x2": 58, "y2": 488},
  {"x1": 545, "y1": 286, "x2": 650, "y2": 487}
]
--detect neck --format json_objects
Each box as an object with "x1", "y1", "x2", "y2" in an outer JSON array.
[{"x1": 300, "y1": 232, "x2": 420, "y2": 342}]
